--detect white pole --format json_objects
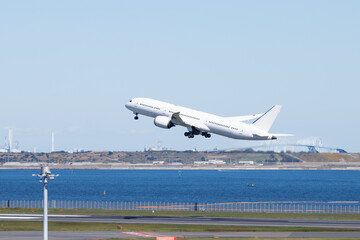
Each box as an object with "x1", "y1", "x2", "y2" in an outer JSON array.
[
  {"x1": 33, "y1": 166, "x2": 58, "y2": 240},
  {"x1": 51, "y1": 131, "x2": 54, "y2": 152},
  {"x1": 43, "y1": 177, "x2": 48, "y2": 240}
]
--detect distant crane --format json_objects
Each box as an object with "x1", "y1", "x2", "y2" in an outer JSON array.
[
  {"x1": 4, "y1": 137, "x2": 8, "y2": 151},
  {"x1": 14, "y1": 140, "x2": 19, "y2": 151}
]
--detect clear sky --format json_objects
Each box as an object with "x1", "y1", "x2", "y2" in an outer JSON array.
[{"x1": 0, "y1": 1, "x2": 359, "y2": 152}]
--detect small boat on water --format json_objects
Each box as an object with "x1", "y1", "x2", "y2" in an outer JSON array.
[{"x1": 247, "y1": 184, "x2": 256, "y2": 187}]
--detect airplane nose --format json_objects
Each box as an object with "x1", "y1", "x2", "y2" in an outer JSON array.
[
  {"x1": 125, "y1": 100, "x2": 134, "y2": 110},
  {"x1": 125, "y1": 102, "x2": 131, "y2": 109}
]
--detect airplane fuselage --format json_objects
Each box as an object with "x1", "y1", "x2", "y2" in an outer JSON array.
[{"x1": 125, "y1": 98, "x2": 279, "y2": 140}]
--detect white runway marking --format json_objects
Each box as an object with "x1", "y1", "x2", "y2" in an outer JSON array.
[
  {"x1": 0, "y1": 214, "x2": 89, "y2": 220},
  {"x1": 48, "y1": 214, "x2": 91, "y2": 218},
  {"x1": 122, "y1": 232, "x2": 160, "y2": 238},
  {"x1": 0, "y1": 214, "x2": 90, "y2": 218},
  {"x1": 0, "y1": 216, "x2": 39, "y2": 220}
]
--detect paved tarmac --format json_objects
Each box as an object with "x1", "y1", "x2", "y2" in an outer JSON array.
[
  {"x1": 2, "y1": 231, "x2": 360, "y2": 239},
  {"x1": 2, "y1": 214, "x2": 360, "y2": 239},
  {"x1": 2, "y1": 213, "x2": 360, "y2": 229}
]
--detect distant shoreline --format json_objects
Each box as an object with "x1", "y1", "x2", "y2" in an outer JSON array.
[
  {"x1": 1, "y1": 151, "x2": 360, "y2": 171},
  {"x1": 1, "y1": 165, "x2": 360, "y2": 170}
]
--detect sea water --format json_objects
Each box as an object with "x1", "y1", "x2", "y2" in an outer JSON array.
[{"x1": 0, "y1": 169, "x2": 359, "y2": 203}]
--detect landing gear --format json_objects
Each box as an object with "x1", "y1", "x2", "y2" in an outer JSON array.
[
  {"x1": 184, "y1": 132, "x2": 194, "y2": 138},
  {"x1": 134, "y1": 113, "x2": 139, "y2": 120},
  {"x1": 184, "y1": 131, "x2": 211, "y2": 138},
  {"x1": 202, "y1": 132, "x2": 211, "y2": 138}
]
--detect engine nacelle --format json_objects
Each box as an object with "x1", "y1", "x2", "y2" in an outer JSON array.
[{"x1": 154, "y1": 116, "x2": 175, "y2": 129}]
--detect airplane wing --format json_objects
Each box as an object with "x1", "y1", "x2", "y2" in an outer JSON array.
[
  {"x1": 171, "y1": 112, "x2": 210, "y2": 132},
  {"x1": 226, "y1": 113, "x2": 263, "y2": 122}
]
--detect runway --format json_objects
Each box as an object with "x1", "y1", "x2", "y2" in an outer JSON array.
[
  {"x1": 1, "y1": 213, "x2": 360, "y2": 229},
  {"x1": 2, "y1": 231, "x2": 360, "y2": 239}
]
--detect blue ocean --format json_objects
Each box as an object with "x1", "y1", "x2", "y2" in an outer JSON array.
[{"x1": 0, "y1": 170, "x2": 359, "y2": 203}]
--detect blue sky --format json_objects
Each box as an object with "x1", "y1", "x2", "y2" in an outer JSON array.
[{"x1": 0, "y1": 1, "x2": 359, "y2": 152}]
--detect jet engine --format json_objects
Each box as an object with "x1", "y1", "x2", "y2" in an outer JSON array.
[{"x1": 154, "y1": 116, "x2": 175, "y2": 129}]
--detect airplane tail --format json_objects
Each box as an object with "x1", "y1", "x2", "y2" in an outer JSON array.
[{"x1": 252, "y1": 105, "x2": 282, "y2": 132}]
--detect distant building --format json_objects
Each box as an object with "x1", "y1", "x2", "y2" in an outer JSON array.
[
  {"x1": 208, "y1": 159, "x2": 226, "y2": 165},
  {"x1": 153, "y1": 161, "x2": 164, "y2": 165},
  {"x1": 69, "y1": 162, "x2": 94, "y2": 165},
  {"x1": 134, "y1": 163, "x2": 153, "y2": 166},
  {"x1": 2, "y1": 162, "x2": 40, "y2": 167},
  {"x1": 69, "y1": 148, "x2": 85, "y2": 153},
  {"x1": 169, "y1": 162, "x2": 183, "y2": 166},
  {"x1": 238, "y1": 160, "x2": 255, "y2": 165},
  {"x1": 194, "y1": 161, "x2": 209, "y2": 165},
  {"x1": 194, "y1": 159, "x2": 226, "y2": 165}
]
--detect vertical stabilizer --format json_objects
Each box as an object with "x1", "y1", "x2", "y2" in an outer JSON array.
[{"x1": 252, "y1": 105, "x2": 282, "y2": 132}]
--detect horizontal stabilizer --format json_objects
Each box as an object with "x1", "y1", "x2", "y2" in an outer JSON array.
[
  {"x1": 252, "y1": 105, "x2": 282, "y2": 132},
  {"x1": 271, "y1": 133, "x2": 294, "y2": 137}
]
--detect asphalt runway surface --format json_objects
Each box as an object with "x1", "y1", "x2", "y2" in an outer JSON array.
[
  {"x1": 2, "y1": 214, "x2": 360, "y2": 239},
  {"x1": 1, "y1": 213, "x2": 360, "y2": 229},
  {"x1": 2, "y1": 231, "x2": 360, "y2": 239}
]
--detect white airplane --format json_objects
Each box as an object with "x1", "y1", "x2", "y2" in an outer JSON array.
[{"x1": 125, "y1": 98, "x2": 290, "y2": 140}]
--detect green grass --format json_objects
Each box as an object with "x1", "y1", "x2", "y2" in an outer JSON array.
[
  {"x1": 2, "y1": 207, "x2": 360, "y2": 221},
  {"x1": 0, "y1": 221, "x2": 358, "y2": 232}
]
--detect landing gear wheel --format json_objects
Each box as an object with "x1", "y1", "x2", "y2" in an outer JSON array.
[
  {"x1": 201, "y1": 132, "x2": 211, "y2": 138},
  {"x1": 134, "y1": 113, "x2": 139, "y2": 120},
  {"x1": 185, "y1": 132, "x2": 195, "y2": 138}
]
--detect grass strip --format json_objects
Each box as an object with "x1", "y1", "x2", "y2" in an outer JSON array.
[
  {"x1": 2, "y1": 207, "x2": 360, "y2": 221},
  {"x1": 0, "y1": 221, "x2": 358, "y2": 232}
]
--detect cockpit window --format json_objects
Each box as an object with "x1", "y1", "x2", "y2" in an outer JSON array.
[{"x1": 129, "y1": 100, "x2": 132, "y2": 102}]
